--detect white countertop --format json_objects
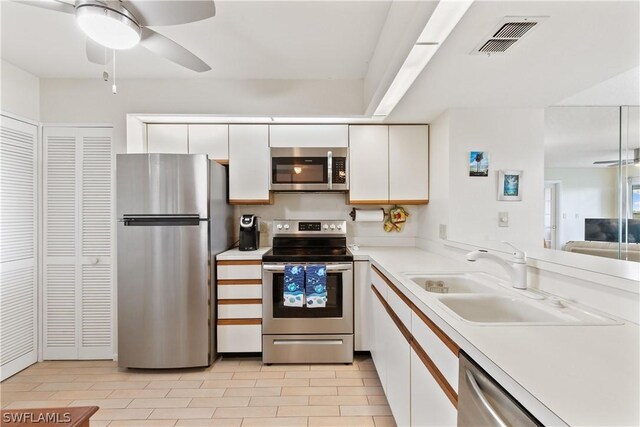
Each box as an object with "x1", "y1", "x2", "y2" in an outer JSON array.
[
  {"x1": 351, "y1": 246, "x2": 640, "y2": 427},
  {"x1": 216, "y1": 247, "x2": 271, "y2": 260}
]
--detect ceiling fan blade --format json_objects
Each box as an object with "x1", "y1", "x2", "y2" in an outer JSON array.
[
  {"x1": 13, "y1": 0, "x2": 75, "y2": 14},
  {"x1": 593, "y1": 160, "x2": 619, "y2": 165},
  {"x1": 120, "y1": 0, "x2": 215, "y2": 26},
  {"x1": 86, "y1": 38, "x2": 113, "y2": 65},
  {"x1": 139, "y1": 28, "x2": 211, "y2": 72}
]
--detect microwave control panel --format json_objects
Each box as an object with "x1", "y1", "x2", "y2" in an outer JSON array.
[{"x1": 333, "y1": 157, "x2": 347, "y2": 184}]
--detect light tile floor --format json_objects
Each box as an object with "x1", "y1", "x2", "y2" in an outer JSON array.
[{"x1": 0, "y1": 355, "x2": 395, "y2": 427}]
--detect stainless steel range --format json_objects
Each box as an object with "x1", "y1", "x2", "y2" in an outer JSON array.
[{"x1": 262, "y1": 220, "x2": 354, "y2": 364}]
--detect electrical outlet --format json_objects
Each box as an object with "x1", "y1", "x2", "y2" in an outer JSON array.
[
  {"x1": 499, "y1": 212, "x2": 509, "y2": 227},
  {"x1": 439, "y1": 224, "x2": 447, "y2": 240}
]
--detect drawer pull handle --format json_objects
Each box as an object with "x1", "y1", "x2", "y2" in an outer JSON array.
[{"x1": 273, "y1": 339, "x2": 343, "y2": 345}]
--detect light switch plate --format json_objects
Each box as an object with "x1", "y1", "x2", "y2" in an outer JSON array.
[
  {"x1": 439, "y1": 224, "x2": 447, "y2": 239},
  {"x1": 499, "y1": 212, "x2": 509, "y2": 227}
]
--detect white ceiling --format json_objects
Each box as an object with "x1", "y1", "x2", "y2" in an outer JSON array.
[
  {"x1": 0, "y1": 0, "x2": 392, "y2": 79},
  {"x1": 545, "y1": 106, "x2": 640, "y2": 168},
  {"x1": 387, "y1": 0, "x2": 640, "y2": 122},
  {"x1": 1, "y1": 0, "x2": 638, "y2": 125}
]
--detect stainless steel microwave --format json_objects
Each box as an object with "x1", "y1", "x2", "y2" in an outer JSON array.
[{"x1": 270, "y1": 147, "x2": 349, "y2": 191}]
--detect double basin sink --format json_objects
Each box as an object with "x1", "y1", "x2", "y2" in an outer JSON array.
[{"x1": 402, "y1": 273, "x2": 619, "y2": 326}]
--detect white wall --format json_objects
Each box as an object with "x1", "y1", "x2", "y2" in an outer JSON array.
[
  {"x1": 39, "y1": 78, "x2": 364, "y2": 154},
  {"x1": 419, "y1": 108, "x2": 545, "y2": 248},
  {"x1": 545, "y1": 167, "x2": 618, "y2": 247},
  {"x1": 235, "y1": 193, "x2": 421, "y2": 247},
  {"x1": 417, "y1": 110, "x2": 450, "y2": 241},
  {"x1": 0, "y1": 60, "x2": 40, "y2": 120}
]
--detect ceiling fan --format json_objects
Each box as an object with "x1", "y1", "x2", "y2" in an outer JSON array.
[
  {"x1": 593, "y1": 148, "x2": 640, "y2": 167},
  {"x1": 15, "y1": 0, "x2": 214, "y2": 72}
]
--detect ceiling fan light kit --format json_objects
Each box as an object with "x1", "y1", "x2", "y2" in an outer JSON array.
[
  {"x1": 76, "y1": 2, "x2": 141, "y2": 50},
  {"x1": 16, "y1": 0, "x2": 215, "y2": 73}
]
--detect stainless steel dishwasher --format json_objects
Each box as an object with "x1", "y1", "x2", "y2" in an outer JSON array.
[{"x1": 458, "y1": 352, "x2": 542, "y2": 427}]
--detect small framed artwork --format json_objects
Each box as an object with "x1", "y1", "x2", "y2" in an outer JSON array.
[
  {"x1": 498, "y1": 170, "x2": 523, "y2": 201},
  {"x1": 469, "y1": 151, "x2": 489, "y2": 177}
]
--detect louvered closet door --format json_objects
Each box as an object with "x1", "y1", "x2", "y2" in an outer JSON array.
[
  {"x1": 0, "y1": 116, "x2": 38, "y2": 380},
  {"x1": 43, "y1": 126, "x2": 113, "y2": 360},
  {"x1": 79, "y1": 129, "x2": 112, "y2": 359}
]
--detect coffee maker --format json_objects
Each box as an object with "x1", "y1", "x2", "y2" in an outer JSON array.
[{"x1": 239, "y1": 215, "x2": 260, "y2": 251}]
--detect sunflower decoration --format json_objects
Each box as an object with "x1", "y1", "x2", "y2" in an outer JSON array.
[{"x1": 384, "y1": 206, "x2": 409, "y2": 232}]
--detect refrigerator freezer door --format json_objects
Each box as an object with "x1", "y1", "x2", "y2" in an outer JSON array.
[
  {"x1": 117, "y1": 221, "x2": 209, "y2": 368},
  {"x1": 116, "y1": 154, "x2": 209, "y2": 218}
]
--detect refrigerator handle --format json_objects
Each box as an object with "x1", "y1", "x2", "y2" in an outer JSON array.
[{"x1": 122, "y1": 215, "x2": 202, "y2": 226}]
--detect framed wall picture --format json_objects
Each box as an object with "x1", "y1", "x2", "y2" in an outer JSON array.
[
  {"x1": 469, "y1": 151, "x2": 489, "y2": 177},
  {"x1": 498, "y1": 170, "x2": 522, "y2": 201}
]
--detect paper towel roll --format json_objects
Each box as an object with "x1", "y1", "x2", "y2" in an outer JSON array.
[{"x1": 352, "y1": 208, "x2": 385, "y2": 223}]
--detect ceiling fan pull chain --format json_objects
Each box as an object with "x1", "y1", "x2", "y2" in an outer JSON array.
[
  {"x1": 103, "y1": 47, "x2": 109, "y2": 82},
  {"x1": 112, "y1": 50, "x2": 117, "y2": 95}
]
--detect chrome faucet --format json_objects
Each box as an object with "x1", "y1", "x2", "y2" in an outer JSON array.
[{"x1": 466, "y1": 242, "x2": 528, "y2": 290}]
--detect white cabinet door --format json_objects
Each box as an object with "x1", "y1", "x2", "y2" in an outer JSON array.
[
  {"x1": 147, "y1": 124, "x2": 188, "y2": 153},
  {"x1": 389, "y1": 125, "x2": 429, "y2": 203},
  {"x1": 188, "y1": 124, "x2": 229, "y2": 162},
  {"x1": 228, "y1": 125, "x2": 270, "y2": 203},
  {"x1": 411, "y1": 349, "x2": 457, "y2": 426},
  {"x1": 385, "y1": 313, "x2": 411, "y2": 427},
  {"x1": 43, "y1": 126, "x2": 113, "y2": 360},
  {"x1": 354, "y1": 261, "x2": 370, "y2": 351},
  {"x1": 270, "y1": 125, "x2": 348, "y2": 148},
  {"x1": 0, "y1": 116, "x2": 38, "y2": 380},
  {"x1": 349, "y1": 125, "x2": 389, "y2": 204},
  {"x1": 370, "y1": 285, "x2": 386, "y2": 390}
]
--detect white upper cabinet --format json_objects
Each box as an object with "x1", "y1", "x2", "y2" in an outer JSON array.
[
  {"x1": 349, "y1": 124, "x2": 429, "y2": 205},
  {"x1": 349, "y1": 125, "x2": 389, "y2": 204},
  {"x1": 228, "y1": 125, "x2": 270, "y2": 204},
  {"x1": 270, "y1": 125, "x2": 348, "y2": 147},
  {"x1": 188, "y1": 124, "x2": 229, "y2": 162},
  {"x1": 389, "y1": 125, "x2": 429, "y2": 203},
  {"x1": 147, "y1": 124, "x2": 188, "y2": 153}
]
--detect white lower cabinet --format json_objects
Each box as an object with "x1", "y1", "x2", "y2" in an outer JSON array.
[
  {"x1": 370, "y1": 285, "x2": 386, "y2": 390},
  {"x1": 385, "y1": 316, "x2": 411, "y2": 427},
  {"x1": 411, "y1": 349, "x2": 457, "y2": 426},
  {"x1": 216, "y1": 259, "x2": 263, "y2": 353},
  {"x1": 368, "y1": 265, "x2": 459, "y2": 427},
  {"x1": 354, "y1": 261, "x2": 370, "y2": 351}
]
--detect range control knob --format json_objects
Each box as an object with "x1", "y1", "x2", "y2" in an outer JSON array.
[
  {"x1": 337, "y1": 224, "x2": 342, "y2": 230},
  {"x1": 330, "y1": 224, "x2": 336, "y2": 230},
  {"x1": 283, "y1": 224, "x2": 290, "y2": 230},
  {"x1": 276, "y1": 224, "x2": 283, "y2": 230},
  {"x1": 323, "y1": 224, "x2": 329, "y2": 230}
]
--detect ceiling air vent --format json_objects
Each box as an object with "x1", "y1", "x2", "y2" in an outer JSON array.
[{"x1": 472, "y1": 17, "x2": 547, "y2": 55}]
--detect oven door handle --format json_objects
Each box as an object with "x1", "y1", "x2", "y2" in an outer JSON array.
[{"x1": 263, "y1": 264, "x2": 352, "y2": 272}]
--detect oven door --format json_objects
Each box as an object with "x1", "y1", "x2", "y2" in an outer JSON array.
[{"x1": 262, "y1": 263, "x2": 353, "y2": 334}]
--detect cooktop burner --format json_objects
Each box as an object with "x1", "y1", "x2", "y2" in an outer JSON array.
[{"x1": 262, "y1": 220, "x2": 353, "y2": 263}]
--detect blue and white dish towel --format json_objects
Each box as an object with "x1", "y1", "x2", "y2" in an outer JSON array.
[
  {"x1": 305, "y1": 264, "x2": 327, "y2": 308},
  {"x1": 283, "y1": 265, "x2": 305, "y2": 307}
]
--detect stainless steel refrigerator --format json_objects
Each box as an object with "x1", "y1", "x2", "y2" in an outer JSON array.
[{"x1": 116, "y1": 154, "x2": 232, "y2": 369}]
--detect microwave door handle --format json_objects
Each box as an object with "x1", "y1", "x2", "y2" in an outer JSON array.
[{"x1": 327, "y1": 150, "x2": 333, "y2": 190}]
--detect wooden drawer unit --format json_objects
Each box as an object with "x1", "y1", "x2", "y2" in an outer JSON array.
[
  {"x1": 217, "y1": 320, "x2": 262, "y2": 353},
  {"x1": 218, "y1": 284, "x2": 262, "y2": 299},
  {"x1": 218, "y1": 299, "x2": 262, "y2": 319},
  {"x1": 216, "y1": 259, "x2": 263, "y2": 353},
  {"x1": 218, "y1": 260, "x2": 262, "y2": 280}
]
